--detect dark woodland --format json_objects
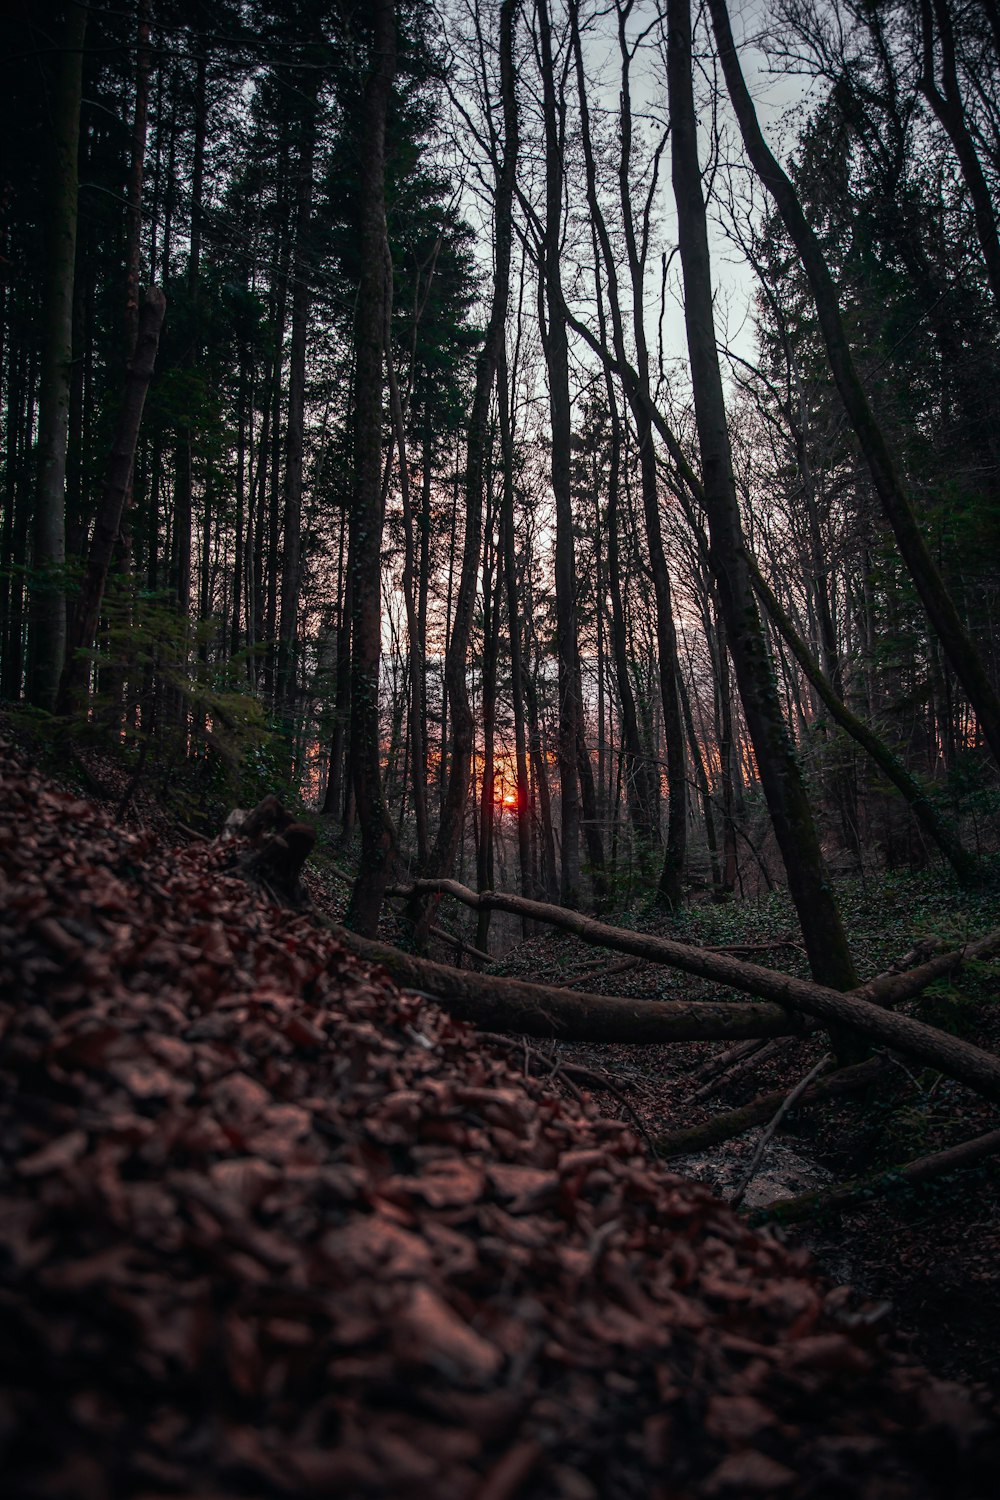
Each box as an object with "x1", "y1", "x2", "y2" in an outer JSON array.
[{"x1": 4, "y1": 1, "x2": 1000, "y2": 1495}]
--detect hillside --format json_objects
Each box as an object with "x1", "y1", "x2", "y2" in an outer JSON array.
[{"x1": 1, "y1": 740, "x2": 997, "y2": 1499}]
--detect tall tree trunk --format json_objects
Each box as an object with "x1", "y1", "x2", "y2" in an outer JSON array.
[
  {"x1": 276, "y1": 84, "x2": 318, "y2": 715},
  {"x1": 28, "y1": 0, "x2": 88, "y2": 709},
  {"x1": 476, "y1": 485, "x2": 501, "y2": 954},
  {"x1": 168, "y1": 50, "x2": 207, "y2": 728},
  {"x1": 668, "y1": 0, "x2": 859, "y2": 992},
  {"x1": 57, "y1": 288, "x2": 166, "y2": 714},
  {"x1": 345, "y1": 0, "x2": 398, "y2": 936},
  {"x1": 388, "y1": 266, "x2": 430, "y2": 865},
  {"x1": 537, "y1": 0, "x2": 587, "y2": 907},
  {"x1": 498, "y1": 346, "x2": 533, "y2": 916}
]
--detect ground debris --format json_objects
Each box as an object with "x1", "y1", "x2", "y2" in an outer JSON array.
[{"x1": 0, "y1": 741, "x2": 995, "y2": 1498}]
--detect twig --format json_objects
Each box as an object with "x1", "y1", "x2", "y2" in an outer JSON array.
[{"x1": 729, "y1": 1053, "x2": 833, "y2": 1209}]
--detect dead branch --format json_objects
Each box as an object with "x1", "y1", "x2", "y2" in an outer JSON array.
[
  {"x1": 693, "y1": 1037, "x2": 765, "y2": 1083},
  {"x1": 690, "y1": 1037, "x2": 793, "y2": 1102},
  {"x1": 751, "y1": 1126, "x2": 1000, "y2": 1228},
  {"x1": 427, "y1": 923, "x2": 494, "y2": 967},
  {"x1": 392, "y1": 880, "x2": 1000, "y2": 1103},
  {"x1": 704, "y1": 936, "x2": 805, "y2": 957},
  {"x1": 656, "y1": 1057, "x2": 889, "y2": 1158},
  {"x1": 561, "y1": 956, "x2": 643, "y2": 988},
  {"x1": 729, "y1": 1054, "x2": 834, "y2": 1208}
]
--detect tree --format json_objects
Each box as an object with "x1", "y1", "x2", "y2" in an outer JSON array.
[
  {"x1": 346, "y1": 0, "x2": 399, "y2": 936},
  {"x1": 27, "y1": 0, "x2": 88, "y2": 709},
  {"x1": 667, "y1": 0, "x2": 860, "y2": 992}
]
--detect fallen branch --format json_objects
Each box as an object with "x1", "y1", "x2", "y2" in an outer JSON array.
[
  {"x1": 427, "y1": 924, "x2": 494, "y2": 967},
  {"x1": 705, "y1": 936, "x2": 805, "y2": 957},
  {"x1": 750, "y1": 1126, "x2": 1000, "y2": 1228},
  {"x1": 730, "y1": 1054, "x2": 833, "y2": 1208},
  {"x1": 656, "y1": 1057, "x2": 889, "y2": 1158},
  {"x1": 690, "y1": 1036, "x2": 793, "y2": 1103},
  {"x1": 392, "y1": 880, "x2": 1000, "y2": 1103},
  {"x1": 326, "y1": 924, "x2": 801, "y2": 1043},
  {"x1": 561, "y1": 956, "x2": 642, "y2": 988},
  {"x1": 693, "y1": 1037, "x2": 765, "y2": 1083}
]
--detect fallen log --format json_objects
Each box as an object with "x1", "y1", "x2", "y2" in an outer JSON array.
[
  {"x1": 750, "y1": 1126, "x2": 1000, "y2": 1228},
  {"x1": 395, "y1": 879, "x2": 1000, "y2": 1009},
  {"x1": 391, "y1": 880, "x2": 1000, "y2": 1103},
  {"x1": 326, "y1": 924, "x2": 801, "y2": 1043},
  {"x1": 657, "y1": 1057, "x2": 888, "y2": 1158}
]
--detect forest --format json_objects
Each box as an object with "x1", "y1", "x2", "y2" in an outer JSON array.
[{"x1": 3, "y1": 0, "x2": 1000, "y2": 1495}]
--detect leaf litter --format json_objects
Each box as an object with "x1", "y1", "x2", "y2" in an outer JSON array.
[{"x1": 0, "y1": 740, "x2": 996, "y2": 1498}]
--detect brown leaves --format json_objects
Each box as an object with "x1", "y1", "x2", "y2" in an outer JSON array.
[{"x1": 0, "y1": 741, "x2": 996, "y2": 1499}]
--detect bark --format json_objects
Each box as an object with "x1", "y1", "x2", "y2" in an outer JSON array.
[
  {"x1": 57, "y1": 288, "x2": 166, "y2": 714},
  {"x1": 28, "y1": 0, "x2": 88, "y2": 709},
  {"x1": 524, "y1": 637, "x2": 559, "y2": 901},
  {"x1": 705, "y1": 0, "x2": 1000, "y2": 768},
  {"x1": 611, "y1": 5, "x2": 686, "y2": 906},
  {"x1": 389, "y1": 302, "x2": 429, "y2": 865},
  {"x1": 680, "y1": 671, "x2": 723, "y2": 892},
  {"x1": 345, "y1": 0, "x2": 398, "y2": 936},
  {"x1": 477, "y1": 485, "x2": 500, "y2": 955},
  {"x1": 669, "y1": 0, "x2": 859, "y2": 995},
  {"x1": 114, "y1": 0, "x2": 152, "y2": 643},
  {"x1": 498, "y1": 346, "x2": 533, "y2": 913},
  {"x1": 124, "y1": 0, "x2": 151, "y2": 360},
  {"x1": 323, "y1": 509, "x2": 351, "y2": 821}
]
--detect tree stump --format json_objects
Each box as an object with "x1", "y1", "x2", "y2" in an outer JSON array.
[{"x1": 222, "y1": 796, "x2": 315, "y2": 908}]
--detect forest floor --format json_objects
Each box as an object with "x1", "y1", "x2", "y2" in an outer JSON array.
[
  {"x1": 3, "y1": 732, "x2": 1000, "y2": 1497},
  {"x1": 421, "y1": 879, "x2": 1000, "y2": 1393},
  {"x1": 302, "y1": 848, "x2": 1000, "y2": 1395}
]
